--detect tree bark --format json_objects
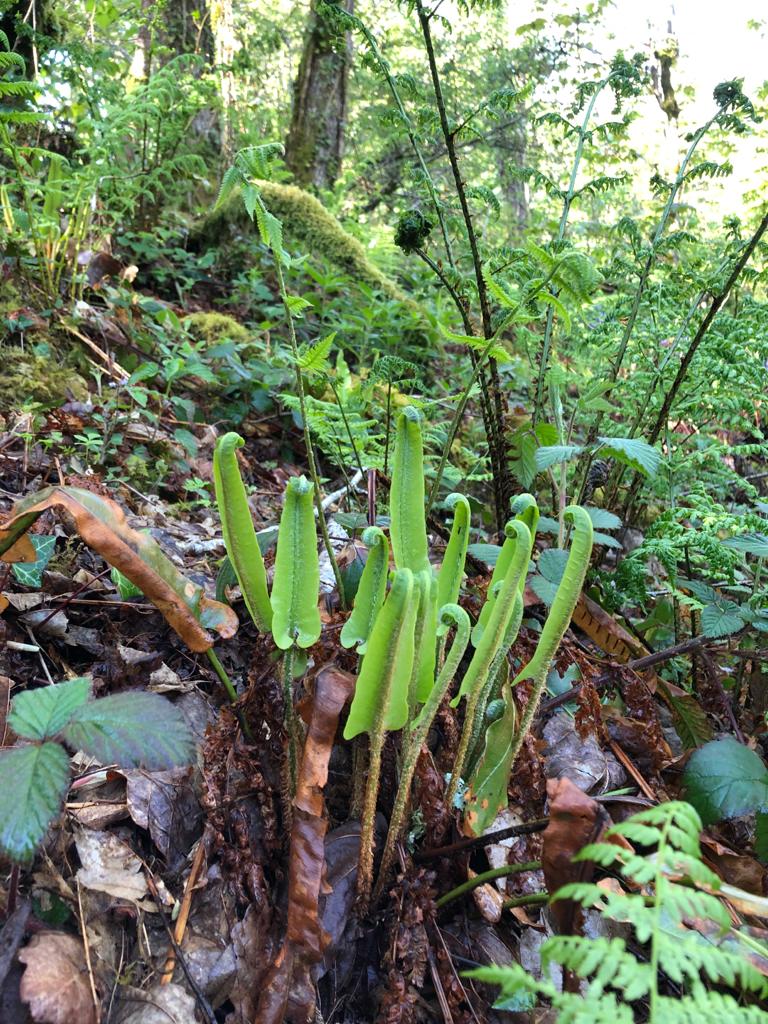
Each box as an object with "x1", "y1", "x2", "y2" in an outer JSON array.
[{"x1": 284, "y1": 0, "x2": 354, "y2": 191}]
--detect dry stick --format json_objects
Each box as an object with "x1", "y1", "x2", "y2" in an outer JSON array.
[
  {"x1": 620, "y1": 205, "x2": 768, "y2": 524},
  {"x1": 160, "y1": 834, "x2": 208, "y2": 985},
  {"x1": 415, "y1": 817, "x2": 549, "y2": 863},
  {"x1": 539, "y1": 634, "x2": 717, "y2": 714},
  {"x1": 416, "y1": 0, "x2": 509, "y2": 529},
  {"x1": 145, "y1": 874, "x2": 217, "y2": 1024}
]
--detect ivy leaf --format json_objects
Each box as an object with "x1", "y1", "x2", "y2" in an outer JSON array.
[
  {"x1": 683, "y1": 736, "x2": 768, "y2": 825},
  {"x1": 11, "y1": 534, "x2": 56, "y2": 588},
  {"x1": 534, "y1": 445, "x2": 582, "y2": 471},
  {"x1": 111, "y1": 567, "x2": 143, "y2": 600},
  {"x1": 0, "y1": 743, "x2": 71, "y2": 862},
  {"x1": 62, "y1": 692, "x2": 195, "y2": 770},
  {"x1": 597, "y1": 436, "x2": 660, "y2": 477},
  {"x1": 8, "y1": 677, "x2": 92, "y2": 740},
  {"x1": 700, "y1": 599, "x2": 745, "y2": 638}
]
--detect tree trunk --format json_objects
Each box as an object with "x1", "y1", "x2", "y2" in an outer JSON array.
[
  {"x1": 210, "y1": 0, "x2": 237, "y2": 162},
  {"x1": 284, "y1": 0, "x2": 354, "y2": 191}
]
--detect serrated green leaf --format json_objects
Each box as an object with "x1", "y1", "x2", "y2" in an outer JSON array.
[
  {"x1": 62, "y1": 692, "x2": 195, "y2": 770},
  {"x1": 597, "y1": 436, "x2": 660, "y2": 477},
  {"x1": 0, "y1": 743, "x2": 71, "y2": 862},
  {"x1": 683, "y1": 736, "x2": 768, "y2": 825},
  {"x1": 701, "y1": 599, "x2": 745, "y2": 638},
  {"x1": 538, "y1": 547, "x2": 570, "y2": 583},
  {"x1": 534, "y1": 444, "x2": 583, "y2": 471},
  {"x1": 660, "y1": 686, "x2": 713, "y2": 750},
  {"x1": 8, "y1": 677, "x2": 92, "y2": 740},
  {"x1": 722, "y1": 534, "x2": 768, "y2": 557},
  {"x1": 466, "y1": 543, "x2": 502, "y2": 566},
  {"x1": 271, "y1": 475, "x2": 321, "y2": 649},
  {"x1": 678, "y1": 578, "x2": 719, "y2": 604},
  {"x1": 586, "y1": 507, "x2": 622, "y2": 530}
]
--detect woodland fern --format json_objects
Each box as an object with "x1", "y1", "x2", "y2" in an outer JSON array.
[{"x1": 470, "y1": 801, "x2": 768, "y2": 1023}]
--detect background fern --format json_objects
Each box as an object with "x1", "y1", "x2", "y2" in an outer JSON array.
[{"x1": 469, "y1": 802, "x2": 768, "y2": 1023}]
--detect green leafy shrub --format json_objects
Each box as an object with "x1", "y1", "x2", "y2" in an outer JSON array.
[{"x1": 0, "y1": 677, "x2": 194, "y2": 863}]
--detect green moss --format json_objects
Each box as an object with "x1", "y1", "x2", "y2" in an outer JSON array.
[
  {"x1": 0, "y1": 350, "x2": 88, "y2": 412},
  {"x1": 195, "y1": 181, "x2": 408, "y2": 303},
  {"x1": 183, "y1": 311, "x2": 251, "y2": 346}
]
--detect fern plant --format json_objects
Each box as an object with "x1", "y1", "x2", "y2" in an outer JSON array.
[
  {"x1": 469, "y1": 801, "x2": 768, "y2": 1023},
  {"x1": 214, "y1": 407, "x2": 594, "y2": 909}
]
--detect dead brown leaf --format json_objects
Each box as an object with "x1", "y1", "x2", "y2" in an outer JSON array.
[
  {"x1": 0, "y1": 533, "x2": 36, "y2": 564},
  {"x1": 18, "y1": 931, "x2": 97, "y2": 1024},
  {"x1": 75, "y1": 829, "x2": 148, "y2": 903},
  {"x1": 542, "y1": 777, "x2": 609, "y2": 934},
  {"x1": 255, "y1": 663, "x2": 355, "y2": 1024},
  {"x1": 0, "y1": 486, "x2": 237, "y2": 651}
]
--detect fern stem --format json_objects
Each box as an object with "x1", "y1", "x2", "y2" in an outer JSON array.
[
  {"x1": 205, "y1": 649, "x2": 255, "y2": 744},
  {"x1": 373, "y1": 607, "x2": 470, "y2": 902},
  {"x1": 273, "y1": 259, "x2": 347, "y2": 608},
  {"x1": 281, "y1": 645, "x2": 299, "y2": 799},
  {"x1": 435, "y1": 862, "x2": 541, "y2": 909},
  {"x1": 533, "y1": 73, "x2": 613, "y2": 424},
  {"x1": 357, "y1": 725, "x2": 385, "y2": 913}
]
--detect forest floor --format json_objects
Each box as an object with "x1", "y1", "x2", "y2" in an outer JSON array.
[{"x1": 1, "y1": 292, "x2": 767, "y2": 1024}]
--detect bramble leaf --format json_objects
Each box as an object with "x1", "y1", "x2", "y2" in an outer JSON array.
[
  {"x1": 9, "y1": 677, "x2": 91, "y2": 740},
  {"x1": 62, "y1": 692, "x2": 195, "y2": 770},
  {"x1": 0, "y1": 743, "x2": 71, "y2": 862},
  {"x1": 684, "y1": 736, "x2": 768, "y2": 825}
]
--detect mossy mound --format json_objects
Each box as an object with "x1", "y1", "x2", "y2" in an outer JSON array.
[
  {"x1": 0, "y1": 350, "x2": 89, "y2": 412},
  {"x1": 195, "y1": 180, "x2": 408, "y2": 304},
  {"x1": 183, "y1": 311, "x2": 250, "y2": 346}
]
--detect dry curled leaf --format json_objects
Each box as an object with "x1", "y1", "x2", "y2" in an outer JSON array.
[
  {"x1": 0, "y1": 486, "x2": 237, "y2": 651},
  {"x1": 18, "y1": 931, "x2": 97, "y2": 1024},
  {"x1": 255, "y1": 664, "x2": 355, "y2": 1024},
  {"x1": 542, "y1": 777, "x2": 609, "y2": 934}
]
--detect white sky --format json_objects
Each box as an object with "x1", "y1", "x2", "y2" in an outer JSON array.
[{"x1": 505, "y1": 0, "x2": 768, "y2": 217}]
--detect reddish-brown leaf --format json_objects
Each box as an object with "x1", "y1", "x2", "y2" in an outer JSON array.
[
  {"x1": 542, "y1": 777, "x2": 609, "y2": 934},
  {"x1": 18, "y1": 931, "x2": 97, "y2": 1024},
  {"x1": 255, "y1": 664, "x2": 355, "y2": 1024},
  {"x1": 0, "y1": 486, "x2": 237, "y2": 651},
  {"x1": 0, "y1": 533, "x2": 36, "y2": 564}
]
